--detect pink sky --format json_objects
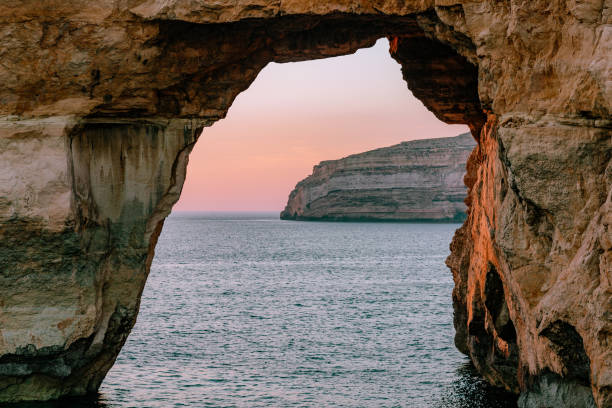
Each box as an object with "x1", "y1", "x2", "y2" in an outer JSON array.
[{"x1": 174, "y1": 39, "x2": 468, "y2": 212}]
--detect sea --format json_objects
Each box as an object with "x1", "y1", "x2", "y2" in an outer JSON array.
[{"x1": 16, "y1": 212, "x2": 518, "y2": 408}]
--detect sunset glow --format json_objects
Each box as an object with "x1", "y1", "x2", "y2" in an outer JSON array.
[{"x1": 174, "y1": 39, "x2": 469, "y2": 212}]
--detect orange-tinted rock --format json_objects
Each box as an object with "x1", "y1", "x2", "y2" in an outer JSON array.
[{"x1": 0, "y1": 1, "x2": 610, "y2": 406}]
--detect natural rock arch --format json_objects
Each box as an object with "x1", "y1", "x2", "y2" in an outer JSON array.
[{"x1": 0, "y1": 2, "x2": 609, "y2": 407}]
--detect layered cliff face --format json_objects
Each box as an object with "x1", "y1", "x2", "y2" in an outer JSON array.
[
  {"x1": 0, "y1": 1, "x2": 610, "y2": 406},
  {"x1": 281, "y1": 133, "x2": 476, "y2": 222}
]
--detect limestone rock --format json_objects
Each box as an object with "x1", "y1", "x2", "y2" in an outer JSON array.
[
  {"x1": 0, "y1": 1, "x2": 610, "y2": 406},
  {"x1": 281, "y1": 133, "x2": 476, "y2": 222}
]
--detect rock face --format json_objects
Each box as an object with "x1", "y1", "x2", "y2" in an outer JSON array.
[
  {"x1": 0, "y1": 1, "x2": 610, "y2": 406},
  {"x1": 281, "y1": 133, "x2": 476, "y2": 222}
]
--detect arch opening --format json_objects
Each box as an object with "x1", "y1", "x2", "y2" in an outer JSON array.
[
  {"x1": 89, "y1": 38, "x2": 505, "y2": 406},
  {"x1": 2, "y1": 11, "x2": 499, "y2": 405},
  {"x1": 1, "y1": 3, "x2": 609, "y2": 407}
]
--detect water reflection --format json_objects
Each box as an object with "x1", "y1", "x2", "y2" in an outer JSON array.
[
  {"x1": 435, "y1": 363, "x2": 517, "y2": 408},
  {"x1": 4, "y1": 394, "x2": 109, "y2": 408},
  {"x1": 5, "y1": 362, "x2": 516, "y2": 408}
]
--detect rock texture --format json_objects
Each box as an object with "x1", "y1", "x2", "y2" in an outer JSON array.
[
  {"x1": 0, "y1": 1, "x2": 610, "y2": 406},
  {"x1": 281, "y1": 133, "x2": 476, "y2": 222}
]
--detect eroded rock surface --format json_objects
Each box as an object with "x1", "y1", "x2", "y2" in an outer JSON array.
[
  {"x1": 281, "y1": 133, "x2": 476, "y2": 221},
  {"x1": 0, "y1": 0, "x2": 610, "y2": 406}
]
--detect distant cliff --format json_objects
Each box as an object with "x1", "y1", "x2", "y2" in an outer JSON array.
[{"x1": 281, "y1": 133, "x2": 476, "y2": 222}]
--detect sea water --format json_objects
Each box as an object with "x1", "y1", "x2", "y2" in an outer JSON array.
[{"x1": 17, "y1": 212, "x2": 517, "y2": 407}]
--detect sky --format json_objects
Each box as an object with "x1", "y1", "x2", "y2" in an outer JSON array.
[{"x1": 174, "y1": 39, "x2": 468, "y2": 212}]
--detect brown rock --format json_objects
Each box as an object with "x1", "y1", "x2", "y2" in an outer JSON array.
[{"x1": 0, "y1": 1, "x2": 609, "y2": 406}]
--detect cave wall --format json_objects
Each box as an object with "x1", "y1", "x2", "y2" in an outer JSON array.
[
  {"x1": 0, "y1": 0, "x2": 610, "y2": 406},
  {"x1": 0, "y1": 118, "x2": 199, "y2": 399}
]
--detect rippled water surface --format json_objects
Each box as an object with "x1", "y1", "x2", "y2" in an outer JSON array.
[{"x1": 17, "y1": 212, "x2": 517, "y2": 408}]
